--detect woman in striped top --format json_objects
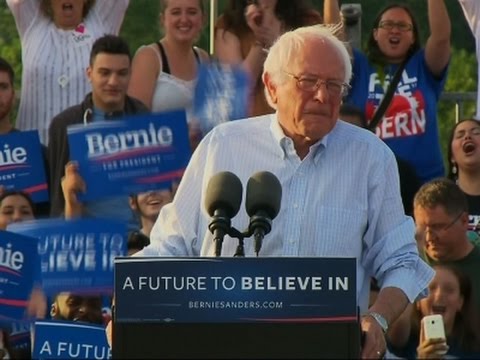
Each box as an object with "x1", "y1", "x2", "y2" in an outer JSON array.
[{"x1": 7, "y1": 0, "x2": 130, "y2": 145}]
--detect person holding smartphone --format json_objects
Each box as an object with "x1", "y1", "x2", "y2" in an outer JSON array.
[{"x1": 388, "y1": 265, "x2": 480, "y2": 358}]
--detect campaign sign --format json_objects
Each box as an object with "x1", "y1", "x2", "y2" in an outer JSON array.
[
  {"x1": 0, "y1": 230, "x2": 39, "y2": 321},
  {"x1": 115, "y1": 257, "x2": 357, "y2": 323},
  {"x1": 8, "y1": 218, "x2": 126, "y2": 296},
  {"x1": 67, "y1": 111, "x2": 191, "y2": 201},
  {"x1": 193, "y1": 63, "x2": 249, "y2": 135},
  {"x1": 9, "y1": 322, "x2": 31, "y2": 357},
  {"x1": 0, "y1": 130, "x2": 48, "y2": 202},
  {"x1": 33, "y1": 320, "x2": 110, "y2": 359}
]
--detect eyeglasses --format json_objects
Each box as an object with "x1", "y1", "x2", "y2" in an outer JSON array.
[
  {"x1": 378, "y1": 20, "x2": 413, "y2": 32},
  {"x1": 416, "y1": 212, "x2": 463, "y2": 238},
  {"x1": 283, "y1": 72, "x2": 351, "y2": 97}
]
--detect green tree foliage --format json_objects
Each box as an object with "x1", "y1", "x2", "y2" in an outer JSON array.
[
  {"x1": 120, "y1": 0, "x2": 161, "y2": 53},
  {"x1": 334, "y1": 0, "x2": 475, "y2": 51},
  {"x1": 0, "y1": 3, "x2": 22, "y2": 89}
]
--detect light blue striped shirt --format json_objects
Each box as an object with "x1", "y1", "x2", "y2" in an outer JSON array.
[{"x1": 143, "y1": 114, "x2": 434, "y2": 312}]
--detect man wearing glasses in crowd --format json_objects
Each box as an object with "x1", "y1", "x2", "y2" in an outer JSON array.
[{"x1": 413, "y1": 178, "x2": 480, "y2": 310}]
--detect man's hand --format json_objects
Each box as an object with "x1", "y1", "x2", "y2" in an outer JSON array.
[
  {"x1": 61, "y1": 161, "x2": 86, "y2": 219},
  {"x1": 26, "y1": 286, "x2": 47, "y2": 319},
  {"x1": 360, "y1": 315, "x2": 387, "y2": 359},
  {"x1": 245, "y1": 3, "x2": 282, "y2": 48}
]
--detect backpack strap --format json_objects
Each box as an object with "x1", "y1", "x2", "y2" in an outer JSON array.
[{"x1": 367, "y1": 58, "x2": 409, "y2": 131}]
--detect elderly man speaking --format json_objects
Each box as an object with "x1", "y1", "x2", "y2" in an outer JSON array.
[{"x1": 140, "y1": 25, "x2": 434, "y2": 359}]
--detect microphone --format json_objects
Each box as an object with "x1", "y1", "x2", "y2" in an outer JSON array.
[
  {"x1": 205, "y1": 171, "x2": 243, "y2": 256},
  {"x1": 246, "y1": 171, "x2": 282, "y2": 256}
]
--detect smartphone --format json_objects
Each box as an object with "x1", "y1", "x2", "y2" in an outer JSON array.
[{"x1": 423, "y1": 314, "x2": 446, "y2": 340}]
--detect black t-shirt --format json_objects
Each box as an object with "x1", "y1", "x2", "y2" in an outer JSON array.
[
  {"x1": 465, "y1": 193, "x2": 480, "y2": 237},
  {"x1": 396, "y1": 157, "x2": 421, "y2": 216}
]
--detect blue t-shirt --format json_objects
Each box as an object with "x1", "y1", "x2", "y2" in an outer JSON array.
[{"x1": 345, "y1": 48, "x2": 448, "y2": 183}]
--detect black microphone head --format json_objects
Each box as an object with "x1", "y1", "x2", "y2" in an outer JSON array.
[
  {"x1": 246, "y1": 171, "x2": 282, "y2": 219},
  {"x1": 205, "y1": 171, "x2": 243, "y2": 218}
]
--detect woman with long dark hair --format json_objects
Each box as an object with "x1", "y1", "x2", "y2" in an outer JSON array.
[
  {"x1": 214, "y1": 0, "x2": 340, "y2": 117},
  {"x1": 388, "y1": 265, "x2": 480, "y2": 358},
  {"x1": 344, "y1": 1, "x2": 451, "y2": 184},
  {"x1": 448, "y1": 118, "x2": 480, "y2": 243}
]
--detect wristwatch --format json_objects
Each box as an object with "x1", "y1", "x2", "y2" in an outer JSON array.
[{"x1": 367, "y1": 312, "x2": 388, "y2": 334}]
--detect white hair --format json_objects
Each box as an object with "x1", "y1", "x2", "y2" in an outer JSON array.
[{"x1": 262, "y1": 24, "x2": 352, "y2": 110}]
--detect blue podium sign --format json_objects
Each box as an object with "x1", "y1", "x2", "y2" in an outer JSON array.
[
  {"x1": 0, "y1": 230, "x2": 39, "y2": 321},
  {"x1": 33, "y1": 320, "x2": 110, "y2": 359},
  {"x1": 115, "y1": 257, "x2": 356, "y2": 323},
  {"x1": 67, "y1": 111, "x2": 191, "y2": 201},
  {"x1": 8, "y1": 218, "x2": 126, "y2": 295},
  {"x1": 0, "y1": 130, "x2": 48, "y2": 203}
]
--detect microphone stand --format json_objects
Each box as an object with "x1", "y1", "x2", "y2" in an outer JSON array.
[
  {"x1": 228, "y1": 228, "x2": 247, "y2": 257},
  {"x1": 209, "y1": 224, "x2": 256, "y2": 257}
]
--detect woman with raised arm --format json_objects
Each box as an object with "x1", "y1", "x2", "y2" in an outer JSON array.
[
  {"x1": 345, "y1": 1, "x2": 451, "y2": 184},
  {"x1": 214, "y1": 0, "x2": 340, "y2": 117},
  {"x1": 7, "y1": 0, "x2": 129, "y2": 145}
]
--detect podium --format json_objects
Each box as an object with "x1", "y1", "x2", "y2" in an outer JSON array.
[{"x1": 113, "y1": 257, "x2": 361, "y2": 359}]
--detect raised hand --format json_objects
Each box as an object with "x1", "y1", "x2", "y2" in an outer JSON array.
[
  {"x1": 245, "y1": 2, "x2": 282, "y2": 48},
  {"x1": 61, "y1": 161, "x2": 86, "y2": 219}
]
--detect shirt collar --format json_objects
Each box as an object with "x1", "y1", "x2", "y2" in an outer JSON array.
[{"x1": 269, "y1": 112, "x2": 329, "y2": 164}]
